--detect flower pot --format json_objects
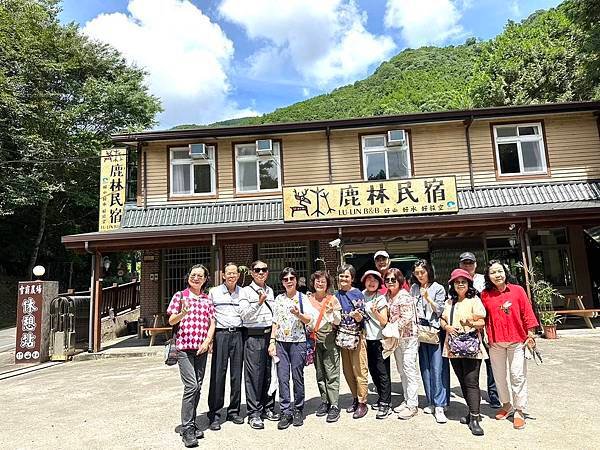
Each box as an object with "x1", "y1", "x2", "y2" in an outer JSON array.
[{"x1": 542, "y1": 325, "x2": 557, "y2": 339}]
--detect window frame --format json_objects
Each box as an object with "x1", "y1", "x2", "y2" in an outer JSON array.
[
  {"x1": 234, "y1": 140, "x2": 282, "y2": 195},
  {"x1": 360, "y1": 132, "x2": 412, "y2": 181},
  {"x1": 492, "y1": 122, "x2": 549, "y2": 177},
  {"x1": 168, "y1": 144, "x2": 217, "y2": 198}
]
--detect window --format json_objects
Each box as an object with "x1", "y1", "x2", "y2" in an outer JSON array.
[
  {"x1": 235, "y1": 141, "x2": 281, "y2": 193},
  {"x1": 493, "y1": 123, "x2": 547, "y2": 176},
  {"x1": 530, "y1": 228, "x2": 572, "y2": 289},
  {"x1": 258, "y1": 241, "x2": 310, "y2": 291},
  {"x1": 162, "y1": 246, "x2": 211, "y2": 309},
  {"x1": 361, "y1": 133, "x2": 411, "y2": 181},
  {"x1": 170, "y1": 145, "x2": 216, "y2": 196}
]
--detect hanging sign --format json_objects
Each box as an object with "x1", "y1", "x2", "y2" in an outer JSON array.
[
  {"x1": 282, "y1": 176, "x2": 459, "y2": 222},
  {"x1": 99, "y1": 148, "x2": 127, "y2": 231}
]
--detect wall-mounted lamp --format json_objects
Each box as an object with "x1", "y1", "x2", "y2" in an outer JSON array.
[{"x1": 102, "y1": 256, "x2": 111, "y2": 273}]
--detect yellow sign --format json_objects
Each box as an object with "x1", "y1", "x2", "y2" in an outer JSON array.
[
  {"x1": 99, "y1": 148, "x2": 127, "y2": 231},
  {"x1": 283, "y1": 176, "x2": 459, "y2": 222}
]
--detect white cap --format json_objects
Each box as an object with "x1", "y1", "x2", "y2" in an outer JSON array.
[{"x1": 374, "y1": 250, "x2": 389, "y2": 260}]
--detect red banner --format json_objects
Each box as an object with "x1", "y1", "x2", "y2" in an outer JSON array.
[{"x1": 15, "y1": 281, "x2": 44, "y2": 364}]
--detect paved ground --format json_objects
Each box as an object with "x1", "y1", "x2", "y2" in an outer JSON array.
[
  {"x1": 0, "y1": 327, "x2": 15, "y2": 353},
  {"x1": 1, "y1": 333, "x2": 599, "y2": 450}
]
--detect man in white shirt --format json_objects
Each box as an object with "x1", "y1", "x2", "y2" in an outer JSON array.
[
  {"x1": 458, "y1": 251, "x2": 501, "y2": 408},
  {"x1": 207, "y1": 263, "x2": 244, "y2": 431},
  {"x1": 238, "y1": 260, "x2": 278, "y2": 430}
]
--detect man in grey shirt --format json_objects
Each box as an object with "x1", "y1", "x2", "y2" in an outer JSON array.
[
  {"x1": 459, "y1": 251, "x2": 501, "y2": 409},
  {"x1": 239, "y1": 260, "x2": 278, "y2": 430},
  {"x1": 207, "y1": 263, "x2": 244, "y2": 431}
]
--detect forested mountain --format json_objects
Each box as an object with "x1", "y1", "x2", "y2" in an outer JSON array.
[{"x1": 206, "y1": 1, "x2": 598, "y2": 128}]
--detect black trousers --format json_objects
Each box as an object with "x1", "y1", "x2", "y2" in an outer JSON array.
[
  {"x1": 366, "y1": 339, "x2": 391, "y2": 405},
  {"x1": 243, "y1": 330, "x2": 276, "y2": 418},
  {"x1": 207, "y1": 329, "x2": 243, "y2": 421},
  {"x1": 450, "y1": 358, "x2": 482, "y2": 415},
  {"x1": 484, "y1": 343, "x2": 500, "y2": 405}
]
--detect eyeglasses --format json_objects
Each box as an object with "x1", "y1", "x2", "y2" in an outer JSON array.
[
  {"x1": 253, "y1": 267, "x2": 268, "y2": 273},
  {"x1": 189, "y1": 274, "x2": 205, "y2": 279},
  {"x1": 384, "y1": 277, "x2": 397, "y2": 283},
  {"x1": 282, "y1": 276, "x2": 296, "y2": 282}
]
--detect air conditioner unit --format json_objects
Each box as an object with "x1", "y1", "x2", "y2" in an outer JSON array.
[
  {"x1": 256, "y1": 139, "x2": 273, "y2": 156},
  {"x1": 189, "y1": 143, "x2": 208, "y2": 159},
  {"x1": 387, "y1": 130, "x2": 406, "y2": 146}
]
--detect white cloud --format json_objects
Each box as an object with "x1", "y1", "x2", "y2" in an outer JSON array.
[
  {"x1": 218, "y1": 0, "x2": 396, "y2": 87},
  {"x1": 384, "y1": 0, "x2": 468, "y2": 48},
  {"x1": 82, "y1": 0, "x2": 258, "y2": 127},
  {"x1": 509, "y1": 0, "x2": 521, "y2": 17},
  {"x1": 302, "y1": 88, "x2": 311, "y2": 97}
]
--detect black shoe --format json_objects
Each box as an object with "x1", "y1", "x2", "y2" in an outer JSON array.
[
  {"x1": 346, "y1": 398, "x2": 358, "y2": 413},
  {"x1": 277, "y1": 414, "x2": 293, "y2": 430},
  {"x1": 326, "y1": 405, "x2": 340, "y2": 423},
  {"x1": 209, "y1": 420, "x2": 221, "y2": 431},
  {"x1": 376, "y1": 404, "x2": 391, "y2": 419},
  {"x1": 316, "y1": 402, "x2": 330, "y2": 417},
  {"x1": 460, "y1": 414, "x2": 470, "y2": 425},
  {"x1": 248, "y1": 416, "x2": 264, "y2": 430},
  {"x1": 469, "y1": 414, "x2": 484, "y2": 436},
  {"x1": 490, "y1": 402, "x2": 502, "y2": 409},
  {"x1": 370, "y1": 401, "x2": 380, "y2": 411},
  {"x1": 292, "y1": 409, "x2": 304, "y2": 427},
  {"x1": 227, "y1": 414, "x2": 244, "y2": 425},
  {"x1": 261, "y1": 410, "x2": 280, "y2": 421},
  {"x1": 182, "y1": 428, "x2": 198, "y2": 448}
]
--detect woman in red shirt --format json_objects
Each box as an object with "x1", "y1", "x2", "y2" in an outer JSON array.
[{"x1": 481, "y1": 260, "x2": 538, "y2": 430}]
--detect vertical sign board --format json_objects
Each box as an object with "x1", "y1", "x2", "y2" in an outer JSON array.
[
  {"x1": 15, "y1": 281, "x2": 44, "y2": 363},
  {"x1": 99, "y1": 148, "x2": 127, "y2": 232}
]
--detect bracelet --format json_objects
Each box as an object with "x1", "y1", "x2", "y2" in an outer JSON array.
[{"x1": 269, "y1": 338, "x2": 276, "y2": 343}]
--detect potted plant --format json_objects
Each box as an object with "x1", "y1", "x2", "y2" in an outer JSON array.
[{"x1": 530, "y1": 276, "x2": 564, "y2": 339}]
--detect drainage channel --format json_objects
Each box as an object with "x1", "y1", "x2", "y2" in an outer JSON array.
[{"x1": 0, "y1": 361, "x2": 64, "y2": 381}]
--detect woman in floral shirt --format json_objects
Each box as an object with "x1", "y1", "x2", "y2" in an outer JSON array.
[
  {"x1": 268, "y1": 267, "x2": 315, "y2": 430},
  {"x1": 385, "y1": 268, "x2": 419, "y2": 420}
]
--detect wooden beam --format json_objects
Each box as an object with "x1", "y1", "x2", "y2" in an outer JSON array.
[{"x1": 93, "y1": 251, "x2": 102, "y2": 353}]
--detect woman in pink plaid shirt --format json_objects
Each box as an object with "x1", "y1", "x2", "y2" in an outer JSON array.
[{"x1": 167, "y1": 264, "x2": 215, "y2": 448}]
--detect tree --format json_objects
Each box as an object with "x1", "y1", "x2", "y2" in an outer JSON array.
[
  {"x1": 469, "y1": 6, "x2": 595, "y2": 107},
  {"x1": 564, "y1": 0, "x2": 600, "y2": 97},
  {"x1": 0, "y1": 0, "x2": 161, "y2": 280}
]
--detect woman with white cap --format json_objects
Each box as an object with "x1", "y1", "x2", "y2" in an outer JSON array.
[
  {"x1": 361, "y1": 269, "x2": 391, "y2": 418},
  {"x1": 440, "y1": 268, "x2": 487, "y2": 436}
]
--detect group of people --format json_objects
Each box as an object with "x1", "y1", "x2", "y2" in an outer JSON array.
[{"x1": 167, "y1": 251, "x2": 538, "y2": 448}]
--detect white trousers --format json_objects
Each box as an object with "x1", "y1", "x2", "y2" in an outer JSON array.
[
  {"x1": 393, "y1": 337, "x2": 419, "y2": 407},
  {"x1": 489, "y1": 342, "x2": 528, "y2": 411}
]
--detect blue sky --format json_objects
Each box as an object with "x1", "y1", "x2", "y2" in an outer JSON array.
[{"x1": 59, "y1": 0, "x2": 563, "y2": 129}]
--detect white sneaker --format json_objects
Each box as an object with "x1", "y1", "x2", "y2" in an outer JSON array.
[
  {"x1": 397, "y1": 406, "x2": 418, "y2": 420},
  {"x1": 392, "y1": 402, "x2": 406, "y2": 414},
  {"x1": 423, "y1": 405, "x2": 434, "y2": 414},
  {"x1": 434, "y1": 406, "x2": 448, "y2": 423}
]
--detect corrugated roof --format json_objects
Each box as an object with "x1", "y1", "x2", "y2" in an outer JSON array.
[{"x1": 121, "y1": 181, "x2": 600, "y2": 229}]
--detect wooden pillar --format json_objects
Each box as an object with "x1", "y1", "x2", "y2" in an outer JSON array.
[
  {"x1": 568, "y1": 225, "x2": 593, "y2": 308},
  {"x1": 518, "y1": 225, "x2": 533, "y2": 302},
  {"x1": 93, "y1": 251, "x2": 102, "y2": 352}
]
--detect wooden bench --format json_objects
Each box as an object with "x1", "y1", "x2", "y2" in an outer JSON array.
[
  {"x1": 141, "y1": 314, "x2": 172, "y2": 346},
  {"x1": 556, "y1": 295, "x2": 600, "y2": 329}
]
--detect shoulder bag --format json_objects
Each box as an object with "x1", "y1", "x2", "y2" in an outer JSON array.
[
  {"x1": 164, "y1": 290, "x2": 183, "y2": 366},
  {"x1": 447, "y1": 300, "x2": 480, "y2": 358},
  {"x1": 415, "y1": 294, "x2": 440, "y2": 345},
  {"x1": 335, "y1": 295, "x2": 361, "y2": 350}
]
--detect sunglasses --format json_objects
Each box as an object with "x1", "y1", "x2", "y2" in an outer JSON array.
[
  {"x1": 282, "y1": 276, "x2": 296, "y2": 282},
  {"x1": 253, "y1": 267, "x2": 269, "y2": 273},
  {"x1": 384, "y1": 277, "x2": 397, "y2": 283}
]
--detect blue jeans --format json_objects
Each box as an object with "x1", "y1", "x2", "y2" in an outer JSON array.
[
  {"x1": 276, "y1": 341, "x2": 306, "y2": 415},
  {"x1": 418, "y1": 340, "x2": 448, "y2": 407}
]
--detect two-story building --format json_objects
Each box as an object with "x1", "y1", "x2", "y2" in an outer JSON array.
[{"x1": 63, "y1": 101, "x2": 600, "y2": 351}]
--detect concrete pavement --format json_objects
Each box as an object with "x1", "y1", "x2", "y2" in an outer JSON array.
[
  {"x1": 0, "y1": 327, "x2": 15, "y2": 353},
  {"x1": 1, "y1": 333, "x2": 599, "y2": 449}
]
